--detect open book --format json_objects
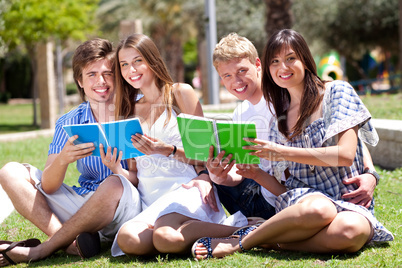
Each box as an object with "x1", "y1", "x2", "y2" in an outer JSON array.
[
  {"x1": 62, "y1": 118, "x2": 144, "y2": 160},
  {"x1": 177, "y1": 114, "x2": 260, "y2": 164}
]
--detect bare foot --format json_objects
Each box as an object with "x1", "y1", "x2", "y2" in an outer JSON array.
[
  {"x1": 64, "y1": 240, "x2": 80, "y2": 256},
  {"x1": 192, "y1": 237, "x2": 240, "y2": 259},
  {"x1": 0, "y1": 243, "x2": 39, "y2": 266}
]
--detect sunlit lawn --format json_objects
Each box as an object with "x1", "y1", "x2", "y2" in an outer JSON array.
[{"x1": 0, "y1": 93, "x2": 401, "y2": 267}]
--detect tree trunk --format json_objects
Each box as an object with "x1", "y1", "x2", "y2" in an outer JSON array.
[
  {"x1": 399, "y1": 0, "x2": 402, "y2": 92},
  {"x1": 27, "y1": 47, "x2": 39, "y2": 127},
  {"x1": 165, "y1": 34, "x2": 184, "y2": 82},
  {"x1": 151, "y1": 25, "x2": 184, "y2": 83},
  {"x1": 265, "y1": 0, "x2": 293, "y2": 38}
]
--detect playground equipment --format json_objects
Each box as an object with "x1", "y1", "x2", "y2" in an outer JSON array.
[{"x1": 317, "y1": 51, "x2": 343, "y2": 81}]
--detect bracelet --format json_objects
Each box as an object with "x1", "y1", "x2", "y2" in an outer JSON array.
[
  {"x1": 169, "y1": 145, "x2": 177, "y2": 157},
  {"x1": 197, "y1": 169, "x2": 209, "y2": 176}
]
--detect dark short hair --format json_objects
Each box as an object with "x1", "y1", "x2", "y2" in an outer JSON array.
[{"x1": 72, "y1": 38, "x2": 114, "y2": 101}]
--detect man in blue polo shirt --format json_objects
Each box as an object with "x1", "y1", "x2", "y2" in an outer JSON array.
[{"x1": 0, "y1": 38, "x2": 142, "y2": 265}]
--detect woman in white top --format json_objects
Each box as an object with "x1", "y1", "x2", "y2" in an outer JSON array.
[{"x1": 109, "y1": 34, "x2": 248, "y2": 257}]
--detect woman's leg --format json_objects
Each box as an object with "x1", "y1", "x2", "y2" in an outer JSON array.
[
  {"x1": 193, "y1": 195, "x2": 338, "y2": 258},
  {"x1": 153, "y1": 213, "x2": 240, "y2": 254},
  {"x1": 116, "y1": 221, "x2": 157, "y2": 256},
  {"x1": 279, "y1": 211, "x2": 372, "y2": 253}
]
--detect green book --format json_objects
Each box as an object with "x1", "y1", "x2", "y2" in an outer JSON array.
[{"x1": 177, "y1": 113, "x2": 260, "y2": 164}]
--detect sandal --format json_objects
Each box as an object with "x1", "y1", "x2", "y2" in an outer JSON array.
[
  {"x1": 75, "y1": 232, "x2": 100, "y2": 259},
  {"x1": 0, "y1": 238, "x2": 41, "y2": 247},
  {"x1": 232, "y1": 224, "x2": 260, "y2": 237},
  {"x1": 191, "y1": 234, "x2": 250, "y2": 259},
  {"x1": 232, "y1": 224, "x2": 261, "y2": 253},
  {"x1": 0, "y1": 239, "x2": 41, "y2": 266},
  {"x1": 191, "y1": 237, "x2": 214, "y2": 259}
]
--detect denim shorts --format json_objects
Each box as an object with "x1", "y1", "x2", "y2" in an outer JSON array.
[{"x1": 215, "y1": 178, "x2": 276, "y2": 219}]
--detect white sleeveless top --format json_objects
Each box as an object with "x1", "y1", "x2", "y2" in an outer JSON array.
[{"x1": 135, "y1": 109, "x2": 197, "y2": 208}]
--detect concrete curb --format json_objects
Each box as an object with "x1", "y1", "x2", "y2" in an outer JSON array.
[{"x1": 0, "y1": 129, "x2": 54, "y2": 142}]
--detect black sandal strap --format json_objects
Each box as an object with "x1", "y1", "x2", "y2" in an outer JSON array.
[{"x1": 0, "y1": 241, "x2": 23, "y2": 265}]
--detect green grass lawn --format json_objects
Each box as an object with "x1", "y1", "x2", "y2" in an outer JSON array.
[
  {"x1": 0, "y1": 135, "x2": 401, "y2": 267},
  {"x1": 0, "y1": 93, "x2": 401, "y2": 267}
]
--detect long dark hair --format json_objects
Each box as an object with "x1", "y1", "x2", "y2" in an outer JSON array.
[
  {"x1": 114, "y1": 33, "x2": 176, "y2": 121},
  {"x1": 261, "y1": 29, "x2": 325, "y2": 140}
]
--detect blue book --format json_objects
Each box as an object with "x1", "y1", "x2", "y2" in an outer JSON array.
[{"x1": 62, "y1": 118, "x2": 144, "y2": 160}]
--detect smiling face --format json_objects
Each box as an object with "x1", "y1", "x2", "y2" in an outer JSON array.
[
  {"x1": 118, "y1": 47, "x2": 155, "y2": 90},
  {"x1": 217, "y1": 57, "x2": 262, "y2": 105},
  {"x1": 78, "y1": 59, "x2": 114, "y2": 106},
  {"x1": 268, "y1": 46, "x2": 305, "y2": 92}
]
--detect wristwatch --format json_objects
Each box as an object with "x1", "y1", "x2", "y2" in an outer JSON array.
[{"x1": 363, "y1": 167, "x2": 380, "y2": 185}]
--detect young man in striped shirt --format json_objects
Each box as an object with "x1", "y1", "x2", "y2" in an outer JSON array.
[{"x1": 0, "y1": 38, "x2": 142, "y2": 265}]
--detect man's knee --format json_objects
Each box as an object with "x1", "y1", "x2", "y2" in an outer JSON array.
[
  {"x1": 0, "y1": 162, "x2": 32, "y2": 186},
  {"x1": 96, "y1": 175, "x2": 124, "y2": 198}
]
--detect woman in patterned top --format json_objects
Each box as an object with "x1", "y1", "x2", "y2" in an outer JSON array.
[{"x1": 192, "y1": 29, "x2": 393, "y2": 259}]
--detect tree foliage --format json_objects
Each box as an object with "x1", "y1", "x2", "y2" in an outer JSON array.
[
  {"x1": 292, "y1": 0, "x2": 399, "y2": 60},
  {"x1": 0, "y1": 0, "x2": 99, "y2": 52}
]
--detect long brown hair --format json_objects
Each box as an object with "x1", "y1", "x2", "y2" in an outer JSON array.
[
  {"x1": 114, "y1": 33, "x2": 176, "y2": 121},
  {"x1": 261, "y1": 29, "x2": 325, "y2": 140}
]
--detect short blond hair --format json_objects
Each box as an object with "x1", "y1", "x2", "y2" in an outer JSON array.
[{"x1": 213, "y1": 33, "x2": 258, "y2": 70}]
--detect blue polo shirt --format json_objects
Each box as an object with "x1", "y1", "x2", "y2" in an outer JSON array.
[{"x1": 48, "y1": 101, "x2": 129, "y2": 195}]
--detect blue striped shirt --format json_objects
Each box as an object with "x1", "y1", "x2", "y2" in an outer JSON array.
[{"x1": 48, "y1": 101, "x2": 129, "y2": 195}]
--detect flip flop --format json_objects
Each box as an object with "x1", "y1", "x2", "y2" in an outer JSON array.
[
  {"x1": 75, "y1": 232, "x2": 101, "y2": 259},
  {"x1": 0, "y1": 238, "x2": 41, "y2": 247},
  {"x1": 0, "y1": 238, "x2": 41, "y2": 265}
]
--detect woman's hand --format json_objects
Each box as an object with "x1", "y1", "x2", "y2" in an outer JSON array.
[
  {"x1": 99, "y1": 144, "x2": 123, "y2": 173},
  {"x1": 243, "y1": 138, "x2": 285, "y2": 162},
  {"x1": 182, "y1": 173, "x2": 219, "y2": 212},
  {"x1": 235, "y1": 164, "x2": 263, "y2": 179},
  {"x1": 131, "y1": 133, "x2": 172, "y2": 156}
]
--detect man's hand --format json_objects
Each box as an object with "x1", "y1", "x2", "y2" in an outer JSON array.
[
  {"x1": 59, "y1": 135, "x2": 94, "y2": 165},
  {"x1": 182, "y1": 173, "x2": 219, "y2": 212},
  {"x1": 342, "y1": 173, "x2": 376, "y2": 208}
]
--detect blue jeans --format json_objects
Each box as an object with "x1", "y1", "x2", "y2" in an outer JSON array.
[{"x1": 215, "y1": 178, "x2": 276, "y2": 220}]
